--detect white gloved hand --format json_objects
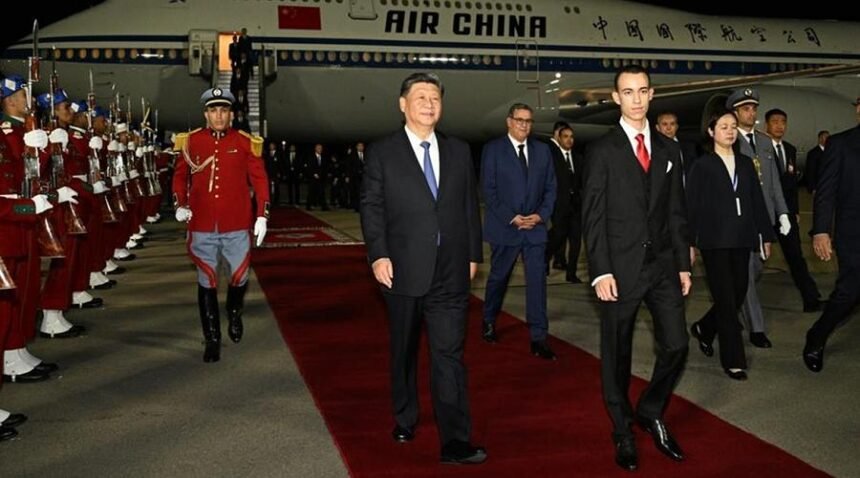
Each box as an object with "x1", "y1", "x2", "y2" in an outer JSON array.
[
  {"x1": 129, "y1": 170, "x2": 140, "y2": 179},
  {"x1": 118, "y1": 143, "x2": 127, "y2": 153},
  {"x1": 23, "y1": 129, "x2": 49, "y2": 149},
  {"x1": 49, "y1": 128, "x2": 69, "y2": 150},
  {"x1": 254, "y1": 217, "x2": 267, "y2": 246},
  {"x1": 128, "y1": 141, "x2": 136, "y2": 151},
  {"x1": 32, "y1": 194, "x2": 53, "y2": 214},
  {"x1": 135, "y1": 147, "x2": 144, "y2": 158},
  {"x1": 175, "y1": 207, "x2": 192, "y2": 223},
  {"x1": 89, "y1": 136, "x2": 104, "y2": 150},
  {"x1": 92, "y1": 180, "x2": 108, "y2": 194},
  {"x1": 778, "y1": 214, "x2": 791, "y2": 236},
  {"x1": 110, "y1": 176, "x2": 121, "y2": 187},
  {"x1": 57, "y1": 186, "x2": 79, "y2": 205},
  {"x1": 107, "y1": 139, "x2": 119, "y2": 152}
]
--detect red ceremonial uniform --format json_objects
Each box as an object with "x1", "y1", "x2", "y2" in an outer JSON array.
[{"x1": 173, "y1": 128, "x2": 269, "y2": 233}]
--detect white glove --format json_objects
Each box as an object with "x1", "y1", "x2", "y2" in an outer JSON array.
[
  {"x1": 254, "y1": 217, "x2": 267, "y2": 246},
  {"x1": 175, "y1": 207, "x2": 192, "y2": 223},
  {"x1": 118, "y1": 172, "x2": 129, "y2": 182},
  {"x1": 107, "y1": 139, "x2": 119, "y2": 152},
  {"x1": 110, "y1": 176, "x2": 121, "y2": 187},
  {"x1": 23, "y1": 129, "x2": 49, "y2": 149},
  {"x1": 32, "y1": 194, "x2": 53, "y2": 214},
  {"x1": 57, "y1": 186, "x2": 79, "y2": 205},
  {"x1": 93, "y1": 180, "x2": 108, "y2": 194},
  {"x1": 146, "y1": 145, "x2": 155, "y2": 153},
  {"x1": 129, "y1": 170, "x2": 140, "y2": 179},
  {"x1": 118, "y1": 143, "x2": 127, "y2": 153},
  {"x1": 135, "y1": 147, "x2": 144, "y2": 158},
  {"x1": 128, "y1": 141, "x2": 136, "y2": 151},
  {"x1": 778, "y1": 214, "x2": 791, "y2": 236},
  {"x1": 49, "y1": 128, "x2": 69, "y2": 150},
  {"x1": 89, "y1": 136, "x2": 104, "y2": 150}
]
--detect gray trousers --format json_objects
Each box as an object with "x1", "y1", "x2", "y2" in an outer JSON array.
[
  {"x1": 187, "y1": 229, "x2": 251, "y2": 288},
  {"x1": 740, "y1": 251, "x2": 765, "y2": 333}
]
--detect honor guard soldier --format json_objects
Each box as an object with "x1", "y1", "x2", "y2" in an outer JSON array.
[
  {"x1": 173, "y1": 87, "x2": 270, "y2": 363},
  {"x1": 1, "y1": 75, "x2": 60, "y2": 382}
]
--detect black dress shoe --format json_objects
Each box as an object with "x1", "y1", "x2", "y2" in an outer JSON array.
[
  {"x1": 440, "y1": 440, "x2": 487, "y2": 465},
  {"x1": 3, "y1": 369, "x2": 50, "y2": 383},
  {"x1": 530, "y1": 340, "x2": 557, "y2": 360},
  {"x1": 105, "y1": 267, "x2": 127, "y2": 275},
  {"x1": 0, "y1": 426, "x2": 17, "y2": 442},
  {"x1": 89, "y1": 279, "x2": 117, "y2": 290},
  {"x1": 690, "y1": 322, "x2": 714, "y2": 357},
  {"x1": 114, "y1": 253, "x2": 137, "y2": 262},
  {"x1": 481, "y1": 322, "x2": 497, "y2": 343},
  {"x1": 39, "y1": 324, "x2": 87, "y2": 339},
  {"x1": 724, "y1": 369, "x2": 748, "y2": 380},
  {"x1": 636, "y1": 416, "x2": 684, "y2": 461},
  {"x1": 565, "y1": 274, "x2": 583, "y2": 284},
  {"x1": 1, "y1": 413, "x2": 27, "y2": 428},
  {"x1": 74, "y1": 298, "x2": 104, "y2": 309},
  {"x1": 803, "y1": 331, "x2": 824, "y2": 373},
  {"x1": 614, "y1": 437, "x2": 638, "y2": 471},
  {"x1": 749, "y1": 332, "x2": 772, "y2": 348},
  {"x1": 552, "y1": 260, "x2": 567, "y2": 271},
  {"x1": 391, "y1": 424, "x2": 414, "y2": 443},
  {"x1": 34, "y1": 362, "x2": 59, "y2": 374}
]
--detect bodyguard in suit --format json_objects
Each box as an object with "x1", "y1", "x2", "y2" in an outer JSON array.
[
  {"x1": 305, "y1": 143, "x2": 329, "y2": 211},
  {"x1": 360, "y1": 72, "x2": 486, "y2": 464},
  {"x1": 582, "y1": 65, "x2": 691, "y2": 471},
  {"x1": 804, "y1": 130, "x2": 829, "y2": 194},
  {"x1": 804, "y1": 97, "x2": 860, "y2": 372},
  {"x1": 546, "y1": 122, "x2": 584, "y2": 283},
  {"x1": 481, "y1": 103, "x2": 557, "y2": 359},
  {"x1": 655, "y1": 111, "x2": 699, "y2": 186},
  {"x1": 282, "y1": 142, "x2": 302, "y2": 205},
  {"x1": 729, "y1": 88, "x2": 791, "y2": 348},
  {"x1": 765, "y1": 109, "x2": 824, "y2": 312},
  {"x1": 345, "y1": 141, "x2": 365, "y2": 212}
]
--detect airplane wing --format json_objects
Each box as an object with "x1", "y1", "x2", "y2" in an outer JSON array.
[{"x1": 549, "y1": 62, "x2": 860, "y2": 122}]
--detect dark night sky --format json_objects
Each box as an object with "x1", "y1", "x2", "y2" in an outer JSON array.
[{"x1": 1, "y1": 0, "x2": 858, "y2": 51}]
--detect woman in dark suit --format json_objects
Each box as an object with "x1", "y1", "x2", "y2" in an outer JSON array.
[{"x1": 686, "y1": 108, "x2": 776, "y2": 380}]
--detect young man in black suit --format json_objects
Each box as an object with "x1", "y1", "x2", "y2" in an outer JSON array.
[
  {"x1": 582, "y1": 65, "x2": 692, "y2": 471},
  {"x1": 805, "y1": 97, "x2": 860, "y2": 372},
  {"x1": 360, "y1": 72, "x2": 486, "y2": 464},
  {"x1": 546, "y1": 122, "x2": 584, "y2": 283}
]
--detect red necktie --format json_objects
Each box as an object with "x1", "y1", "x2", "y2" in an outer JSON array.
[{"x1": 635, "y1": 133, "x2": 650, "y2": 172}]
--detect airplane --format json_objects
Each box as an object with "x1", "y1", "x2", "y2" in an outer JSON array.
[{"x1": 1, "y1": 0, "x2": 859, "y2": 154}]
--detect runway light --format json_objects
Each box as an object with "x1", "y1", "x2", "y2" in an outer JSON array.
[{"x1": 555, "y1": 72, "x2": 561, "y2": 78}]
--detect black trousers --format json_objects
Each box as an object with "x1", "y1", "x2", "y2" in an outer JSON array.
[
  {"x1": 699, "y1": 248, "x2": 751, "y2": 370},
  {"x1": 548, "y1": 202, "x2": 582, "y2": 278},
  {"x1": 306, "y1": 179, "x2": 327, "y2": 210},
  {"x1": 268, "y1": 180, "x2": 281, "y2": 206},
  {"x1": 285, "y1": 176, "x2": 301, "y2": 205},
  {"x1": 808, "y1": 248, "x2": 860, "y2": 346},
  {"x1": 599, "y1": 260, "x2": 688, "y2": 441},
  {"x1": 383, "y1": 263, "x2": 472, "y2": 446},
  {"x1": 776, "y1": 216, "x2": 821, "y2": 305}
]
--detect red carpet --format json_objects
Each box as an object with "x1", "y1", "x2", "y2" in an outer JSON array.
[{"x1": 251, "y1": 208, "x2": 827, "y2": 477}]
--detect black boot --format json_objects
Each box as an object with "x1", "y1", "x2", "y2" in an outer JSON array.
[
  {"x1": 198, "y1": 285, "x2": 221, "y2": 363},
  {"x1": 226, "y1": 283, "x2": 247, "y2": 343}
]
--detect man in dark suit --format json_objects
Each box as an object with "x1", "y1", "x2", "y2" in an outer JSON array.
[
  {"x1": 546, "y1": 122, "x2": 583, "y2": 283},
  {"x1": 360, "y1": 72, "x2": 486, "y2": 464},
  {"x1": 655, "y1": 111, "x2": 699, "y2": 186},
  {"x1": 804, "y1": 130, "x2": 829, "y2": 194},
  {"x1": 304, "y1": 143, "x2": 329, "y2": 211},
  {"x1": 264, "y1": 141, "x2": 282, "y2": 206},
  {"x1": 345, "y1": 141, "x2": 365, "y2": 212},
  {"x1": 282, "y1": 142, "x2": 301, "y2": 205},
  {"x1": 582, "y1": 65, "x2": 691, "y2": 471},
  {"x1": 481, "y1": 103, "x2": 557, "y2": 359},
  {"x1": 804, "y1": 97, "x2": 860, "y2": 373},
  {"x1": 765, "y1": 109, "x2": 823, "y2": 312}
]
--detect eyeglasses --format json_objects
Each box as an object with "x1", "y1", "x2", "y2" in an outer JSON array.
[{"x1": 510, "y1": 117, "x2": 534, "y2": 126}]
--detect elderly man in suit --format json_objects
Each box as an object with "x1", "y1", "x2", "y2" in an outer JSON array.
[
  {"x1": 360, "y1": 72, "x2": 486, "y2": 464},
  {"x1": 583, "y1": 65, "x2": 691, "y2": 471},
  {"x1": 726, "y1": 88, "x2": 792, "y2": 349},
  {"x1": 804, "y1": 97, "x2": 860, "y2": 372},
  {"x1": 480, "y1": 103, "x2": 557, "y2": 359}
]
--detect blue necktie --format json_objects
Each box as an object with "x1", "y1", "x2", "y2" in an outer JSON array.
[{"x1": 421, "y1": 141, "x2": 437, "y2": 200}]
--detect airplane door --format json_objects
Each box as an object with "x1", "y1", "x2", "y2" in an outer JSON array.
[
  {"x1": 188, "y1": 29, "x2": 218, "y2": 77},
  {"x1": 349, "y1": 0, "x2": 378, "y2": 20},
  {"x1": 515, "y1": 39, "x2": 539, "y2": 83}
]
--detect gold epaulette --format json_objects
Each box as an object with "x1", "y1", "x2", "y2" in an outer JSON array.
[
  {"x1": 173, "y1": 128, "x2": 201, "y2": 152},
  {"x1": 239, "y1": 130, "x2": 264, "y2": 157}
]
